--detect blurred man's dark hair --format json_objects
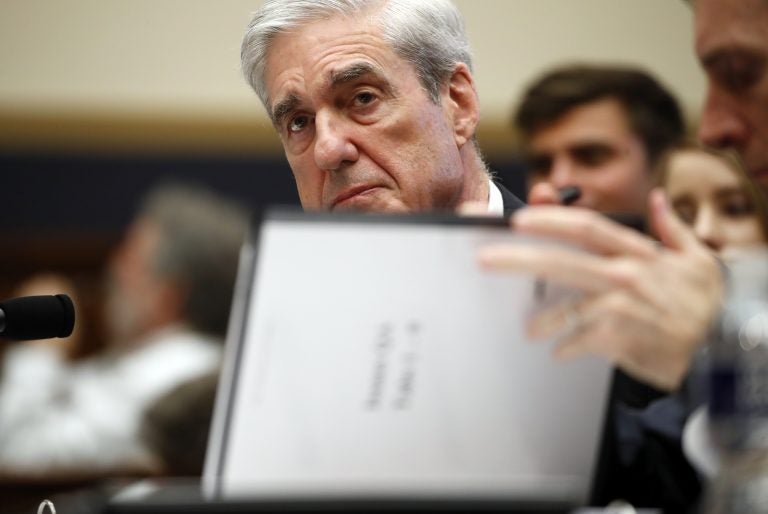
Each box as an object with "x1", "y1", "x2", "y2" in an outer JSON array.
[{"x1": 513, "y1": 64, "x2": 686, "y2": 168}]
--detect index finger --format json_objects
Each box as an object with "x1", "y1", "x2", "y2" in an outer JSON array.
[
  {"x1": 512, "y1": 206, "x2": 657, "y2": 258},
  {"x1": 478, "y1": 244, "x2": 631, "y2": 293}
]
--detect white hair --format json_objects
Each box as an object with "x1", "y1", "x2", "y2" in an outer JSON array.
[{"x1": 241, "y1": 0, "x2": 473, "y2": 118}]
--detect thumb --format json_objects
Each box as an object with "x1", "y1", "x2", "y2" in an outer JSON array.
[
  {"x1": 649, "y1": 188, "x2": 701, "y2": 252},
  {"x1": 527, "y1": 182, "x2": 560, "y2": 205}
]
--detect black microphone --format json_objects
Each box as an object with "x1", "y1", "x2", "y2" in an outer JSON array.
[{"x1": 0, "y1": 294, "x2": 76, "y2": 340}]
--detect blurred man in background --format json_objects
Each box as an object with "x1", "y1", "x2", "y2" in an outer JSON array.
[
  {"x1": 513, "y1": 64, "x2": 685, "y2": 213},
  {"x1": 510, "y1": 64, "x2": 697, "y2": 510},
  {"x1": 673, "y1": 0, "x2": 768, "y2": 490},
  {"x1": 0, "y1": 182, "x2": 248, "y2": 477},
  {"x1": 694, "y1": 0, "x2": 768, "y2": 190}
]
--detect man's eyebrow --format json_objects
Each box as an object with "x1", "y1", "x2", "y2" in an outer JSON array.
[
  {"x1": 568, "y1": 142, "x2": 620, "y2": 156},
  {"x1": 569, "y1": 142, "x2": 616, "y2": 150},
  {"x1": 329, "y1": 62, "x2": 377, "y2": 87},
  {"x1": 271, "y1": 93, "x2": 300, "y2": 127},
  {"x1": 327, "y1": 62, "x2": 396, "y2": 95}
]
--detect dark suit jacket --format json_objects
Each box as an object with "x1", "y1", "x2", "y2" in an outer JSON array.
[
  {"x1": 495, "y1": 181, "x2": 526, "y2": 216},
  {"x1": 590, "y1": 372, "x2": 702, "y2": 513}
]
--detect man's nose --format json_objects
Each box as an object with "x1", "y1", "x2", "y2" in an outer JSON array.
[
  {"x1": 548, "y1": 156, "x2": 577, "y2": 189},
  {"x1": 693, "y1": 205, "x2": 724, "y2": 253},
  {"x1": 698, "y1": 88, "x2": 749, "y2": 151},
  {"x1": 313, "y1": 112, "x2": 359, "y2": 172}
]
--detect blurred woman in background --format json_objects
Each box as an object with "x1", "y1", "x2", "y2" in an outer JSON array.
[
  {"x1": 656, "y1": 143, "x2": 768, "y2": 259},
  {"x1": 657, "y1": 143, "x2": 768, "y2": 483}
]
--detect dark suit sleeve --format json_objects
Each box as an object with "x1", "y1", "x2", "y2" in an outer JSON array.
[{"x1": 590, "y1": 369, "x2": 702, "y2": 513}]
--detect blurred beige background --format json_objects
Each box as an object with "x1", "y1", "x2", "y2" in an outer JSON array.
[{"x1": 0, "y1": 0, "x2": 702, "y2": 157}]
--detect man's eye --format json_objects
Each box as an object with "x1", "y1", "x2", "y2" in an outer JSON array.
[
  {"x1": 353, "y1": 91, "x2": 376, "y2": 106},
  {"x1": 727, "y1": 72, "x2": 760, "y2": 92},
  {"x1": 526, "y1": 155, "x2": 552, "y2": 177},
  {"x1": 717, "y1": 67, "x2": 761, "y2": 92},
  {"x1": 710, "y1": 54, "x2": 765, "y2": 93},
  {"x1": 572, "y1": 146, "x2": 614, "y2": 167},
  {"x1": 288, "y1": 115, "x2": 310, "y2": 133}
]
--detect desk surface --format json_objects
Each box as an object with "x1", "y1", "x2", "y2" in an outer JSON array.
[{"x1": 104, "y1": 481, "x2": 574, "y2": 514}]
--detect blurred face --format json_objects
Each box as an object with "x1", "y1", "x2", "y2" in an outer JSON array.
[
  {"x1": 263, "y1": 13, "x2": 478, "y2": 212},
  {"x1": 665, "y1": 150, "x2": 766, "y2": 255},
  {"x1": 105, "y1": 219, "x2": 167, "y2": 345},
  {"x1": 695, "y1": 0, "x2": 768, "y2": 190},
  {"x1": 525, "y1": 98, "x2": 651, "y2": 214}
]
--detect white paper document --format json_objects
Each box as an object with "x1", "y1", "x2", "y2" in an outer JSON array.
[{"x1": 204, "y1": 211, "x2": 612, "y2": 505}]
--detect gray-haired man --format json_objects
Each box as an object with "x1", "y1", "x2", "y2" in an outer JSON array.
[
  {"x1": 241, "y1": 0, "x2": 524, "y2": 215},
  {"x1": 239, "y1": 1, "x2": 724, "y2": 511}
]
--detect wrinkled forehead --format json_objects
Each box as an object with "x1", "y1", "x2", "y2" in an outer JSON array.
[
  {"x1": 271, "y1": 20, "x2": 382, "y2": 74},
  {"x1": 262, "y1": 8, "x2": 388, "y2": 95},
  {"x1": 694, "y1": 0, "x2": 768, "y2": 53}
]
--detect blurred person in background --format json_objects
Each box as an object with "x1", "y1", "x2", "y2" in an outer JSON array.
[
  {"x1": 588, "y1": 144, "x2": 768, "y2": 511},
  {"x1": 512, "y1": 64, "x2": 685, "y2": 213},
  {"x1": 509, "y1": 66, "x2": 700, "y2": 511},
  {"x1": 656, "y1": 143, "x2": 768, "y2": 259},
  {"x1": 684, "y1": 0, "x2": 768, "y2": 485},
  {"x1": 694, "y1": 0, "x2": 768, "y2": 192},
  {"x1": 0, "y1": 182, "x2": 248, "y2": 477},
  {"x1": 653, "y1": 142, "x2": 768, "y2": 484}
]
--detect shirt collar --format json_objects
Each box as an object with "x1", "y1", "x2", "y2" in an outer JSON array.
[{"x1": 487, "y1": 179, "x2": 504, "y2": 217}]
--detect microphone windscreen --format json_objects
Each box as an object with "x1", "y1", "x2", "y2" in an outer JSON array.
[{"x1": 0, "y1": 294, "x2": 76, "y2": 340}]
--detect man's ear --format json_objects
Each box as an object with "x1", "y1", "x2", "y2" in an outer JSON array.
[{"x1": 444, "y1": 62, "x2": 480, "y2": 148}]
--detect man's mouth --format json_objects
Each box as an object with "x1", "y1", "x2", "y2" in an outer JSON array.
[{"x1": 331, "y1": 185, "x2": 380, "y2": 209}]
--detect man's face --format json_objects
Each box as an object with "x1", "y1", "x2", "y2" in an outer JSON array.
[
  {"x1": 105, "y1": 219, "x2": 166, "y2": 346},
  {"x1": 696, "y1": 0, "x2": 768, "y2": 190},
  {"x1": 524, "y1": 98, "x2": 651, "y2": 214},
  {"x1": 263, "y1": 13, "x2": 474, "y2": 212}
]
